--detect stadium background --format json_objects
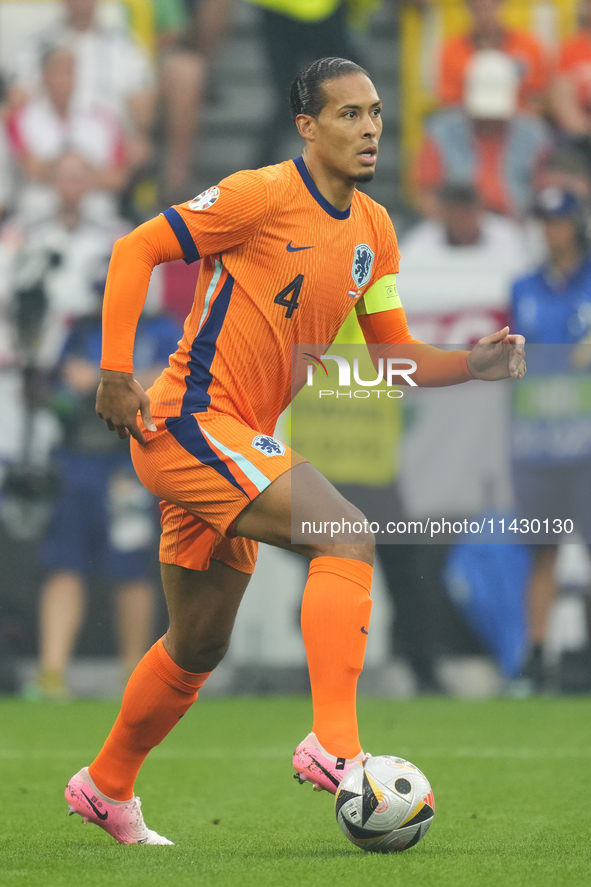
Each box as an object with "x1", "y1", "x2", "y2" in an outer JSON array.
[{"x1": 0, "y1": 0, "x2": 590, "y2": 702}]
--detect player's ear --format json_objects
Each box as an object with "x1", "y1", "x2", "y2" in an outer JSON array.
[{"x1": 295, "y1": 113, "x2": 317, "y2": 142}]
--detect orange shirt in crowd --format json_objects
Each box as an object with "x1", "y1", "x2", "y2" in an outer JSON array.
[
  {"x1": 413, "y1": 130, "x2": 513, "y2": 215},
  {"x1": 558, "y1": 32, "x2": 591, "y2": 112},
  {"x1": 439, "y1": 30, "x2": 551, "y2": 109}
]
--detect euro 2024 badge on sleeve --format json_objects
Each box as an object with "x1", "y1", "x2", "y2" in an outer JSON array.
[
  {"x1": 188, "y1": 187, "x2": 220, "y2": 211},
  {"x1": 352, "y1": 243, "x2": 375, "y2": 288}
]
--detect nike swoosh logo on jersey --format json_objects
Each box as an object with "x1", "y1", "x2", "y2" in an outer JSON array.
[
  {"x1": 286, "y1": 242, "x2": 314, "y2": 252},
  {"x1": 81, "y1": 790, "x2": 109, "y2": 820},
  {"x1": 361, "y1": 626, "x2": 369, "y2": 635}
]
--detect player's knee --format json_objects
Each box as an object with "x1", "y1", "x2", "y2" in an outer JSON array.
[
  {"x1": 309, "y1": 541, "x2": 374, "y2": 566},
  {"x1": 166, "y1": 634, "x2": 230, "y2": 674},
  {"x1": 353, "y1": 540, "x2": 375, "y2": 565},
  {"x1": 307, "y1": 503, "x2": 375, "y2": 564},
  {"x1": 187, "y1": 639, "x2": 230, "y2": 673}
]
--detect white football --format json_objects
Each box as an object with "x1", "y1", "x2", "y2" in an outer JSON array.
[{"x1": 335, "y1": 755, "x2": 435, "y2": 853}]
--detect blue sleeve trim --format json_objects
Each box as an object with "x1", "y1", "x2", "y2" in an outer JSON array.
[{"x1": 161, "y1": 208, "x2": 200, "y2": 264}]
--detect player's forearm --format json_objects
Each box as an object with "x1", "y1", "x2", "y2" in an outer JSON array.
[
  {"x1": 101, "y1": 214, "x2": 184, "y2": 373},
  {"x1": 358, "y1": 308, "x2": 473, "y2": 387},
  {"x1": 101, "y1": 235, "x2": 153, "y2": 374}
]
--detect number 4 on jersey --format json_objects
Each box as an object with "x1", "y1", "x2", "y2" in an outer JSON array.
[{"x1": 274, "y1": 274, "x2": 304, "y2": 319}]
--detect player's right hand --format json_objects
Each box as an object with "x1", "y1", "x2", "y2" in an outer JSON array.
[{"x1": 96, "y1": 369, "x2": 156, "y2": 446}]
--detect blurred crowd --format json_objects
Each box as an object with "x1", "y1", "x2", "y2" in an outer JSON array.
[{"x1": 0, "y1": 0, "x2": 590, "y2": 699}]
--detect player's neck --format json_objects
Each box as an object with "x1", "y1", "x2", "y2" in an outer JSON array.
[{"x1": 301, "y1": 152, "x2": 356, "y2": 212}]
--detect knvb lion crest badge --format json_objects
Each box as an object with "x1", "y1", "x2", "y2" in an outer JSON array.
[
  {"x1": 188, "y1": 186, "x2": 220, "y2": 211},
  {"x1": 351, "y1": 243, "x2": 374, "y2": 288},
  {"x1": 251, "y1": 435, "x2": 286, "y2": 457}
]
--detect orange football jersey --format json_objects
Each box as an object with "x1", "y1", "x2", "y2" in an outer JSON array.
[{"x1": 148, "y1": 158, "x2": 400, "y2": 433}]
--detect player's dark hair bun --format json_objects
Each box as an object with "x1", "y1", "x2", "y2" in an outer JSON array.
[{"x1": 290, "y1": 57, "x2": 370, "y2": 120}]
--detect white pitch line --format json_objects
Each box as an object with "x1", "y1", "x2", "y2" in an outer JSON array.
[{"x1": 1, "y1": 746, "x2": 590, "y2": 761}]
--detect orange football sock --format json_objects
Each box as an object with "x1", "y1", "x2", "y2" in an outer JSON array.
[
  {"x1": 301, "y1": 556, "x2": 373, "y2": 760},
  {"x1": 89, "y1": 638, "x2": 210, "y2": 800}
]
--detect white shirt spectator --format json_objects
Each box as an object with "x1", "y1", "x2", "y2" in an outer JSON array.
[
  {"x1": 7, "y1": 96, "x2": 125, "y2": 169},
  {"x1": 398, "y1": 212, "x2": 540, "y2": 344},
  {"x1": 9, "y1": 20, "x2": 154, "y2": 121},
  {"x1": 0, "y1": 210, "x2": 162, "y2": 466},
  {"x1": 0, "y1": 211, "x2": 124, "y2": 466},
  {"x1": 0, "y1": 213, "x2": 127, "y2": 368},
  {"x1": 397, "y1": 210, "x2": 539, "y2": 520}
]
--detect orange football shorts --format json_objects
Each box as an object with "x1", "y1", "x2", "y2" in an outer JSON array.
[{"x1": 131, "y1": 411, "x2": 299, "y2": 574}]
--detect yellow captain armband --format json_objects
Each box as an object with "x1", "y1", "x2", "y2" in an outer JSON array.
[{"x1": 355, "y1": 274, "x2": 402, "y2": 316}]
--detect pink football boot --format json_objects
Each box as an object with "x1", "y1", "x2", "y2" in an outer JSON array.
[
  {"x1": 65, "y1": 767, "x2": 173, "y2": 845},
  {"x1": 293, "y1": 732, "x2": 370, "y2": 794}
]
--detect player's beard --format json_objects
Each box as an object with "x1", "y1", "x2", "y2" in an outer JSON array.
[{"x1": 349, "y1": 171, "x2": 375, "y2": 184}]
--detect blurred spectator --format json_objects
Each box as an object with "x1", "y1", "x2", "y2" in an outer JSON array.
[
  {"x1": 156, "y1": 0, "x2": 233, "y2": 205},
  {"x1": 537, "y1": 144, "x2": 591, "y2": 199},
  {"x1": 244, "y1": 0, "x2": 365, "y2": 168},
  {"x1": 0, "y1": 148, "x2": 172, "y2": 698},
  {"x1": 396, "y1": 184, "x2": 539, "y2": 680},
  {"x1": 3, "y1": 153, "x2": 132, "y2": 371},
  {"x1": 7, "y1": 0, "x2": 155, "y2": 174},
  {"x1": 511, "y1": 187, "x2": 591, "y2": 692},
  {"x1": 0, "y1": 155, "x2": 126, "y2": 604},
  {"x1": 413, "y1": 50, "x2": 553, "y2": 218},
  {"x1": 400, "y1": 182, "x2": 539, "y2": 343},
  {"x1": 29, "y1": 302, "x2": 182, "y2": 700},
  {"x1": 397, "y1": 183, "x2": 535, "y2": 525},
  {"x1": 0, "y1": 152, "x2": 163, "y2": 490},
  {"x1": 439, "y1": 0, "x2": 550, "y2": 115},
  {"x1": 0, "y1": 120, "x2": 11, "y2": 219},
  {"x1": 6, "y1": 45, "x2": 127, "y2": 219},
  {"x1": 552, "y1": 0, "x2": 591, "y2": 178}
]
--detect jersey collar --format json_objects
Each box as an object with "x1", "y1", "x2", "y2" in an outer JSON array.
[{"x1": 293, "y1": 156, "x2": 351, "y2": 221}]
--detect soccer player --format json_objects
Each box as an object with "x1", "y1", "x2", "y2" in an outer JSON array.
[{"x1": 64, "y1": 57, "x2": 526, "y2": 844}]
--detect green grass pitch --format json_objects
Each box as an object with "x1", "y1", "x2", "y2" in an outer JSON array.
[{"x1": 1, "y1": 696, "x2": 590, "y2": 887}]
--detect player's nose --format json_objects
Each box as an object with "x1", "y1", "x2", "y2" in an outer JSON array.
[{"x1": 362, "y1": 114, "x2": 378, "y2": 137}]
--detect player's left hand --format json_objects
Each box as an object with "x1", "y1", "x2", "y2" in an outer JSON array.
[{"x1": 467, "y1": 327, "x2": 526, "y2": 381}]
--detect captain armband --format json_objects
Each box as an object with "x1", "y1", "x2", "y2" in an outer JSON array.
[{"x1": 355, "y1": 274, "x2": 402, "y2": 316}]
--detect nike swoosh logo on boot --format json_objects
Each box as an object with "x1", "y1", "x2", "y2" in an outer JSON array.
[{"x1": 81, "y1": 789, "x2": 109, "y2": 820}]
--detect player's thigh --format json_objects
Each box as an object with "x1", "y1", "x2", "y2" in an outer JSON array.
[
  {"x1": 132, "y1": 414, "x2": 298, "y2": 540},
  {"x1": 161, "y1": 558, "x2": 251, "y2": 670},
  {"x1": 234, "y1": 461, "x2": 374, "y2": 563},
  {"x1": 158, "y1": 502, "x2": 255, "y2": 654}
]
